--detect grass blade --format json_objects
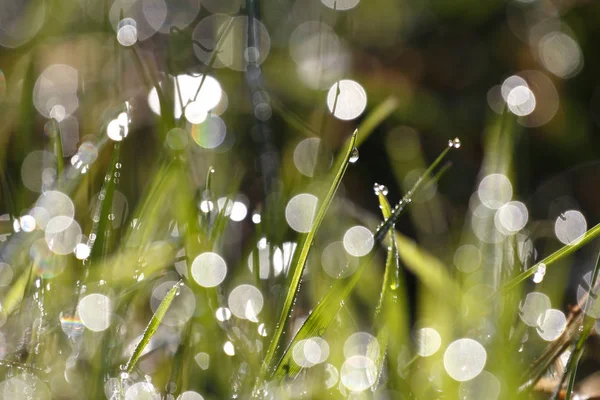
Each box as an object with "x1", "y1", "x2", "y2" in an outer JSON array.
[
  {"x1": 371, "y1": 187, "x2": 409, "y2": 388},
  {"x1": 503, "y1": 223, "x2": 600, "y2": 292},
  {"x1": 88, "y1": 142, "x2": 122, "y2": 262},
  {"x1": 125, "y1": 280, "x2": 182, "y2": 373},
  {"x1": 558, "y1": 249, "x2": 600, "y2": 400},
  {"x1": 259, "y1": 129, "x2": 358, "y2": 380}
]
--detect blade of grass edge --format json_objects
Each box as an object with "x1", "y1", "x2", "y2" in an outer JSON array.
[
  {"x1": 559, "y1": 248, "x2": 600, "y2": 400},
  {"x1": 258, "y1": 129, "x2": 358, "y2": 381},
  {"x1": 125, "y1": 280, "x2": 183, "y2": 373},
  {"x1": 503, "y1": 223, "x2": 600, "y2": 292}
]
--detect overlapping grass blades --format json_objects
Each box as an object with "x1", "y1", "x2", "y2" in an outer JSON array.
[
  {"x1": 268, "y1": 141, "x2": 456, "y2": 381},
  {"x1": 259, "y1": 129, "x2": 358, "y2": 380},
  {"x1": 371, "y1": 188, "x2": 408, "y2": 388},
  {"x1": 503, "y1": 223, "x2": 600, "y2": 292}
]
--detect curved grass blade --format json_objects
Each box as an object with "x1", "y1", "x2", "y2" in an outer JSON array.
[
  {"x1": 125, "y1": 280, "x2": 182, "y2": 373},
  {"x1": 259, "y1": 129, "x2": 358, "y2": 380},
  {"x1": 503, "y1": 223, "x2": 600, "y2": 292}
]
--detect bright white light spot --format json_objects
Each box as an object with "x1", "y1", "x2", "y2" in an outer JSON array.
[
  {"x1": 200, "y1": 201, "x2": 214, "y2": 213},
  {"x1": 285, "y1": 193, "x2": 318, "y2": 233},
  {"x1": 322, "y1": 241, "x2": 359, "y2": 278},
  {"x1": 195, "y1": 352, "x2": 210, "y2": 370},
  {"x1": 45, "y1": 217, "x2": 81, "y2": 255},
  {"x1": 495, "y1": 201, "x2": 528, "y2": 234},
  {"x1": 458, "y1": 371, "x2": 501, "y2": 400},
  {"x1": 340, "y1": 355, "x2": 377, "y2": 392},
  {"x1": 223, "y1": 341, "x2": 235, "y2": 356},
  {"x1": 230, "y1": 202, "x2": 247, "y2": 222},
  {"x1": 519, "y1": 292, "x2": 551, "y2": 327},
  {"x1": 293, "y1": 138, "x2": 321, "y2": 177},
  {"x1": 106, "y1": 118, "x2": 128, "y2": 142},
  {"x1": 148, "y1": 74, "x2": 222, "y2": 119},
  {"x1": 184, "y1": 102, "x2": 208, "y2": 124},
  {"x1": 117, "y1": 18, "x2": 138, "y2": 46},
  {"x1": 307, "y1": 337, "x2": 329, "y2": 363},
  {"x1": 125, "y1": 382, "x2": 159, "y2": 400},
  {"x1": 536, "y1": 309, "x2": 566, "y2": 341},
  {"x1": 344, "y1": 332, "x2": 379, "y2": 359},
  {"x1": 191, "y1": 116, "x2": 227, "y2": 149},
  {"x1": 443, "y1": 338, "x2": 487, "y2": 382},
  {"x1": 78, "y1": 294, "x2": 111, "y2": 332},
  {"x1": 293, "y1": 339, "x2": 318, "y2": 368},
  {"x1": 74, "y1": 243, "x2": 91, "y2": 260},
  {"x1": 248, "y1": 241, "x2": 293, "y2": 279},
  {"x1": 507, "y1": 86, "x2": 536, "y2": 116},
  {"x1": 191, "y1": 252, "x2": 227, "y2": 287},
  {"x1": 343, "y1": 226, "x2": 374, "y2": 257},
  {"x1": 258, "y1": 323, "x2": 268, "y2": 337},
  {"x1": 415, "y1": 327, "x2": 442, "y2": 357},
  {"x1": 228, "y1": 284, "x2": 264, "y2": 321},
  {"x1": 321, "y1": 0, "x2": 360, "y2": 10},
  {"x1": 501, "y1": 75, "x2": 528, "y2": 101},
  {"x1": 453, "y1": 245, "x2": 482, "y2": 273},
  {"x1": 555, "y1": 210, "x2": 587, "y2": 245},
  {"x1": 37, "y1": 195, "x2": 69, "y2": 225},
  {"x1": 177, "y1": 391, "x2": 204, "y2": 400},
  {"x1": 19, "y1": 215, "x2": 36, "y2": 232},
  {"x1": 478, "y1": 174, "x2": 512, "y2": 209},
  {"x1": 327, "y1": 80, "x2": 367, "y2": 120},
  {"x1": 49, "y1": 105, "x2": 66, "y2": 121},
  {"x1": 216, "y1": 307, "x2": 232, "y2": 322},
  {"x1": 252, "y1": 213, "x2": 261, "y2": 224},
  {"x1": 150, "y1": 282, "x2": 195, "y2": 326},
  {"x1": 540, "y1": 32, "x2": 583, "y2": 79},
  {"x1": 33, "y1": 64, "x2": 78, "y2": 120}
]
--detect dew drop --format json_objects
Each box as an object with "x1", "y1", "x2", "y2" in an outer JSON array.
[
  {"x1": 373, "y1": 183, "x2": 388, "y2": 196},
  {"x1": 452, "y1": 137, "x2": 461, "y2": 148},
  {"x1": 349, "y1": 147, "x2": 359, "y2": 163}
]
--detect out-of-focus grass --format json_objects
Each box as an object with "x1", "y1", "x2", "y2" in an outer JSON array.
[{"x1": 3, "y1": 1, "x2": 600, "y2": 400}]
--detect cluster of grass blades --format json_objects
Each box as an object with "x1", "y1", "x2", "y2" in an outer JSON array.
[{"x1": 4, "y1": 4, "x2": 600, "y2": 400}]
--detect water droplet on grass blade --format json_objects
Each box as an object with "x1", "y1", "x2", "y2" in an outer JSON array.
[
  {"x1": 117, "y1": 18, "x2": 138, "y2": 47},
  {"x1": 373, "y1": 183, "x2": 388, "y2": 195},
  {"x1": 349, "y1": 147, "x2": 359, "y2": 163}
]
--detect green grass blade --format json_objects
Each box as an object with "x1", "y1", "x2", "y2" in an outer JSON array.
[
  {"x1": 560, "y1": 249, "x2": 600, "y2": 400},
  {"x1": 125, "y1": 280, "x2": 182, "y2": 373},
  {"x1": 503, "y1": 223, "x2": 600, "y2": 292},
  {"x1": 271, "y1": 256, "x2": 371, "y2": 380},
  {"x1": 88, "y1": 143, "x2": 122, "y2": 261},
  {"x1": 259, "y1": 129, "x2": 358, "y2": 380},
  {"x1": 371, "y1": 188, "x2": 409, "y2": 388},
  {"x1": 47, "y1": 118, "x2": 64, "y2": 181},
  {"x1": 374, "y1": 142, "x2": 455, "y2": 243}
]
